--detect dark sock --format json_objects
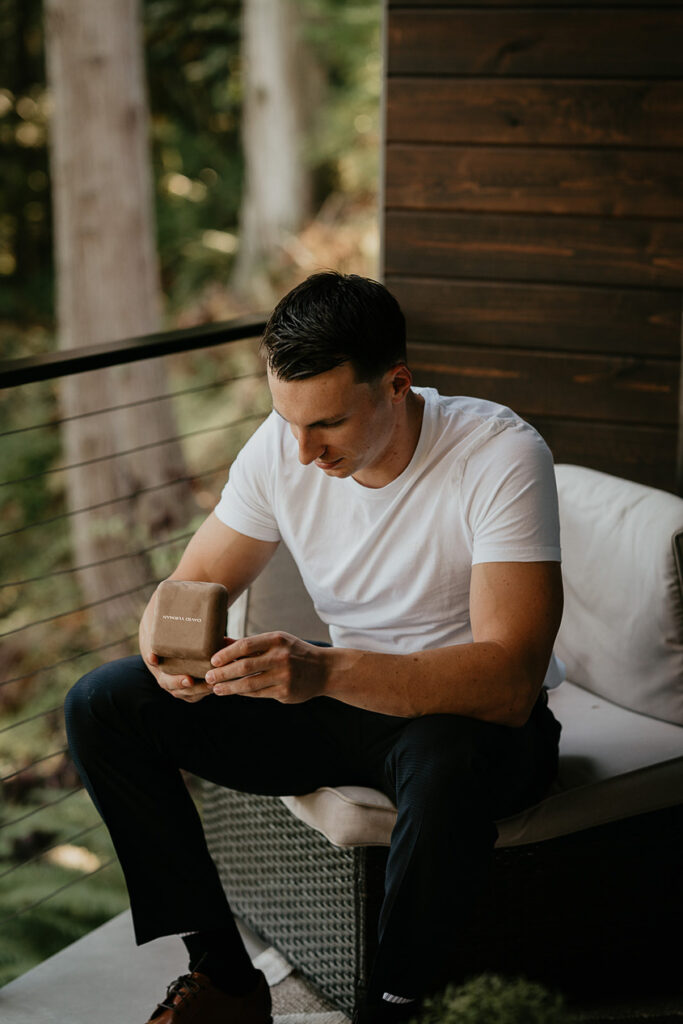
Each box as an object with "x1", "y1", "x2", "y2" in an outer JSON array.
[{"x1": 181, "y1": 927, "x2": 260, "y2": 996}]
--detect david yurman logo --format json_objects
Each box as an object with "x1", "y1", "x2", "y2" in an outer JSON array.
[{"x1": 162, "y1": 614, "x2": 202, "y2": 623}]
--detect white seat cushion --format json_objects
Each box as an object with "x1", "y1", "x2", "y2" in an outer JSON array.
[
  {"x1": 281, "y1": 786, "x2": 396, "y2": 849},
  {"x1": 548, "y1": 678, "x2": 683, "y2": 786}
]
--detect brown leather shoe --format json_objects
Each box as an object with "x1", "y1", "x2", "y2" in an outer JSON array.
[{"x1": 145, "y1": 967, "x2": 272, "y2": 1023}]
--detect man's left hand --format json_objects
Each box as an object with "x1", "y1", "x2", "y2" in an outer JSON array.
[{"x1": 205, "y1": 632, "x2": 329, "y2": 703}]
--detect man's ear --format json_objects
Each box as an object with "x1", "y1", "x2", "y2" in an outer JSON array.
[{"x1": 388, "y1": 363, "x2": 413, "y2": 402}]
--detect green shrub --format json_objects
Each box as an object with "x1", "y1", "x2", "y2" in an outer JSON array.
[{"x1": 414, "y1": 973, "x2": 568, "y2": 1024}]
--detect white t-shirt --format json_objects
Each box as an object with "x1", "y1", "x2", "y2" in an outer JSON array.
[{"x1": 215, "y1": 388, "x2": 564, "y2": 688}]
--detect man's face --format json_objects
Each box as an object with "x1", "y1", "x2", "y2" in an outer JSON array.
[{"x1": 267, "y1": 362, "x2": 399, "y2": 486}]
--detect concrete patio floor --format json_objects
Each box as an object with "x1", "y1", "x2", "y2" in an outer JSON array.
[{"x1": 0, "y1": 910, "x2": 348, "y2": 1024}]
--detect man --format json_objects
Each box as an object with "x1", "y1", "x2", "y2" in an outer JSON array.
[{"x1": 65, "y1": 272, "x2": 564, "y2": 1024}]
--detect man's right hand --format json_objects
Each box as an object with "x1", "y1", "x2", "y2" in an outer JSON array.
[{"x1": 144, "y1": 650, "x2": 213, "y2": 703}]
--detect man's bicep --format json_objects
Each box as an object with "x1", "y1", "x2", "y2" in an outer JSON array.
[
  {"x1": 469, "y1": 560, "x2": 563, "y2": 691},
  {"x1": 169, "y1": 512, "x2": 279, "y2": 601}
]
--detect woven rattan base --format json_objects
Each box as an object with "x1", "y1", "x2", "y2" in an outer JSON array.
[
  {"x1": 203, "y1": 784, "x2": 387, "y2": 1017},
  {"x1": 203, "y1": 785, "x2": 683, "y2": 1015}
]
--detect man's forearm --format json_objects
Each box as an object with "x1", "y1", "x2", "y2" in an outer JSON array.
[{"x1": 321, "y1": 641, "x2": 540, "y2": 727}]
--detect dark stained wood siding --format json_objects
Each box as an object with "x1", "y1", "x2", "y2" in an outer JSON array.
[{"x1": 382, "y1": 1, "x2": 683, "y2": 492}]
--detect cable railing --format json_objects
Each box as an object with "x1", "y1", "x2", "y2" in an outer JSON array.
[
  {"x1": 1, "y1": 787, "x2": 82, "y2": 834},
  {"x1": 0, "y1": 634, "x2": 140, "y2": 691},
  {"x1": 2, "y1": 411, "x2": 266, "y2": 487},
  {"x1": 1, "y1": 530, "x2": 195, "y2": 589},
  {"x1": 0, "y1": 313, "x2": 270, "y2": 981}
]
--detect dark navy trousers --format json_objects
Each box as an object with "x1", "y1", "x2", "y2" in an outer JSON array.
[{"x1": 64, "y1": 655, "x2": 561, "y2": 1000}]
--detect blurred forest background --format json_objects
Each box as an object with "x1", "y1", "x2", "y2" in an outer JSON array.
[{"x1": 0, "y1": 0, "x2": 380, "y2": 985}]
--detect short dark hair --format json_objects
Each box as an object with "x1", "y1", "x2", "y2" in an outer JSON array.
[{"x1": 260, "y1": 272, "x2": 407, "y2": 382}]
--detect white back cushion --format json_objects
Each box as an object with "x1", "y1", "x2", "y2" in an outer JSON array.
[
  {"x1": 555, "y1": 464, "x2": 683, "y2": 725},
  {"x1": 229, "y1": 542, "x2": 330, "y2": 644}
]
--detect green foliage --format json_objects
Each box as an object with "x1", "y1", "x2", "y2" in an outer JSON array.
[
  {"x1": 0, "y1": 0, "x2": 381, "y2": 336},
  {"x1": 144, "y1": 0, "x2": 244, "y2": 310},
  {"x1": 0, "y1": 858, "x2": 128, "y2": 987},
  {"x1": 302, "y1": 0, "x2": 381, "y2": 199},
  {"x1": 0, "y1": 367, "x2": 64, "y2": 587},
  {"x1": 0, "y1": 0, "x2": 53, "y2": 324},
  {"x1": 415, "y1": 974, "x2": 569, "y2": 1024},
  {"x1": 0, "y1": 781, "x2": 130, "y2": 985}
]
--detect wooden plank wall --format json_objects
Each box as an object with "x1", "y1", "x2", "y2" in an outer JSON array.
[{"x1": 382, "y1": 0, "x2": 683, "y2": 492}]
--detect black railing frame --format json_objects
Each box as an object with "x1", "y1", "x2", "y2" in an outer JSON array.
[{"x1": 0, "y1": 313, "x2": 269, "y2": 388}]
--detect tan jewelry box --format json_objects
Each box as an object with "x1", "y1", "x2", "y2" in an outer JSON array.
[{"x1": 150, "y1": 579, "x2": 229, "y2": 678}]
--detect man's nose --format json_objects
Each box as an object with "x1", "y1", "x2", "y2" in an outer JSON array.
[{"x1": 293, "y1": 426, "x2": 324, "y2": 465}]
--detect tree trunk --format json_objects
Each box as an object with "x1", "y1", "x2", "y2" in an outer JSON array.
[
  {"x1": 230, "y1": 0, "x2": 318, "y2": 303},
  {"x1": 44, "y1": 0, "x2": 194, "y2": 643}
]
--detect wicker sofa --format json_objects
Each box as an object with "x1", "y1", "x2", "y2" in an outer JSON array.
[{"x1": 202, "y1": 463, "x2": 683, "y2": 1016}]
